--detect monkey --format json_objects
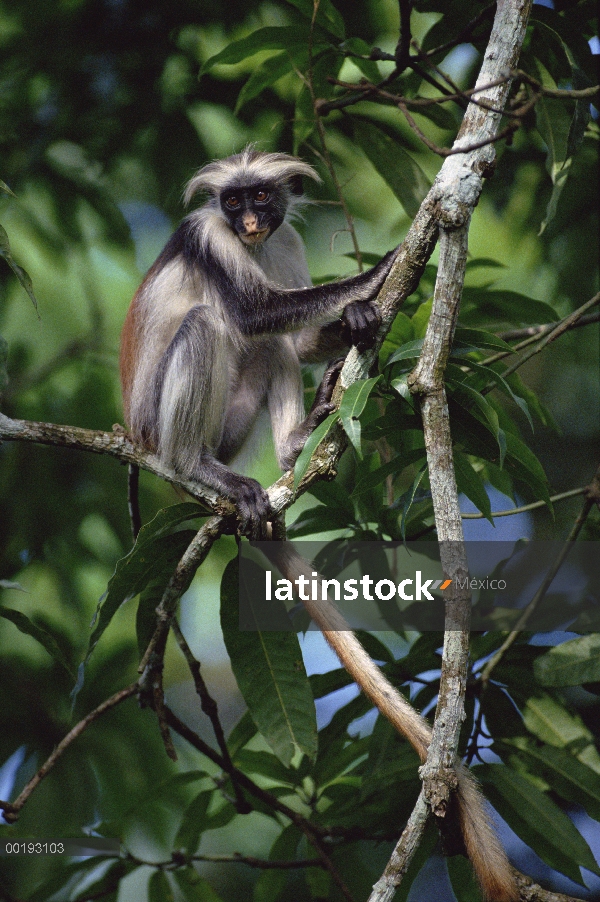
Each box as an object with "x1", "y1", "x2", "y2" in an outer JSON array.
[
  {"x1": 120, "y1": 146, "x2": 393, "y2": 540},
  {"x1": 120, "y1": 148, "x2": 517, "y2": 901}
]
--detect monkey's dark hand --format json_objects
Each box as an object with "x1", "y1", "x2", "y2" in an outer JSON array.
[
  {"x1": 341, "y1": 300, "x2": 381, "y2": 352},
  {"x1": 225, "y1": 473, "x2": 272, "y2": 540}
]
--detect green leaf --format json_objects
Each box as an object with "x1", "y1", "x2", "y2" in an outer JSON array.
[
  {"x1": 535, "y1": 92, "x2": 574, "y2": 234},
  {"x1": 352, "y1": 448, "x2": 426, "y2": 496},
  {"x1": 411, "y1": 298, "x2": 433, "y2": 338},
  {"x1": 202, "y1": 27, "x2": 309, "y2": 71},
  {"x1": 310, "y1": 666, "x2": 353, "y2": 698},
  {"x1": 504, "y1": 432, "x2": 551, "y2": 507},
  {"x1": 308, "y1": 480, "x2": 354, "y2": 516},
  {"x1": 253, "y1": 869, "x2": 287, "y2": 902},
  {"x1": 385, "y1": 338, "x2": 423, "y2": 367},
  {"x1": 149, "y1": 870, "x2": 175, "y2": 902},
  {"x1": 453, "y1": 450, "x2": 493, "y2": 523},
  {"x1": 227, "y1": 709, "x2": 259, "y2": 757},
  {"x1": 465, "y1": 258, "x2": 506, "y2": 272},
  {"x1": 0, "y1": 335, "x2": 8, "y2": 396},
  {"x1": 460, "y1": 288, "x2": 557, "y2": 326},
  {"x1": 172, "y1": 868, "x2": 226, "y2": 902},
  {"x1": 363, "y1": 716, "x2": 420, "y2": 794},
  {"x1": 534, "y1": 634, "x2": 600, "y2": 687},
  {"x1": 0, "y1": 606, "x2": 75, "y2": 678},
  {"x1": 287, "y1": 505, "x2": 352, "y2": 537},
  {"x1": 479, "y1": 765, "x2": 600, "y2": 882},
  {"x1": 0, "y1": 224, "x2": 39, "y2": 313},
  {"x1": 29, "y1": 860, "x2": 131, "y2": 902},
  {"x1": 500, "y1": 739, "x2": 600, "y2": 821},
  {"x1": 340, "y1": 38, "x2": 381, "y2": 82},
  {"x1": 284, "y1": 0, "x2": 345, "y2": 39},
  {"x1": 220, "y1": 557, "x2": 317, "y2": 766},
  {"x1": 293, "y1": 80, "x2": 317, "y2": 153},
  {"x1": 235, "y1": 749, "x2": 298, "y2": 784},
  {"x1": 0, "y1": 179, "x2": 16, "y2": 197},
  {"x1": 352, "y1": 119, "x2": 431, "y2": 218},
  {"x1": 235, "y1": 51, "x2": 299, "y2": 112},
  {"x1": 342, "y1": 414, "x2": 362, "y2": 459},
  {"x1": 400, "y1": 464, "x2": 429, "y2": 540},
  {"x1": 447, "y1": 378, "x2": 503, "y2": 462},
  {"x1": 453, "y1": 327, "x2": 513, "y2": 353},
  {"x1": 379, "y1": 311, "x2": 415, "y2": 366},
  {"x1": 449, "y1": 357, "x2": 534, "y2": 431},
  {"x1": 0, "y1": 223, "x2": 10, "y2": 256},
  {"x1": 175, "y1": 789, "x2": 212, "y2": 853},
  {"x1": 293, "y1": 411, "x2": 339, "y2": 488},
  {"x1": 523, "y1": 693, "x2": 593, "y2": 749},
  {"x1": 339, "y1": 376, "x2": 380, "y2": 420},
  {"x1": 86, "y1": 503, "x2": 205, "y2": 660}
]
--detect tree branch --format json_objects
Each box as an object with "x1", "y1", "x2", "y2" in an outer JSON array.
[
  {"x1": 371, "y1": 0, "x2": 534, "y2": 894},
  {"x1": 0, "y1": 683, "x2": 138, "y2": 822}
]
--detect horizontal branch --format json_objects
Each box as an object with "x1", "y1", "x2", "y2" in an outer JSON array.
[
  {"x1": 461, "y1": 486, "x2": 585, "y2": 519},
  {"x1": 123, "y1": 850, "x2": 326, "y2": 871},
  {"x1": 0, "y1": 414, "x2": 227, "y2": 512}
]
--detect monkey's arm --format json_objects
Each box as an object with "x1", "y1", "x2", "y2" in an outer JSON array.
[{"x1": 190, "y1": 217, "x2": 397, "y2": 337}]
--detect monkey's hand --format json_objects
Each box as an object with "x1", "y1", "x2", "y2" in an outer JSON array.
[
  {"x1": 215, "y1": 468, "x2": 272, "y2": 540},
  {"x1": 234, "y1": 477, "x2": 272, "y2": 540},
  {"x1": 340, "y1": 300, "x2": 381, "y2": 352}
]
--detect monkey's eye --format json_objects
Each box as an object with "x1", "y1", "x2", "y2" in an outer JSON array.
[
  {"x1": 254, "y1": 190, "x2": 270, "y2": 204},
  {"x1": 224, "y1": 196, "x2": 241, "y2": 209}
]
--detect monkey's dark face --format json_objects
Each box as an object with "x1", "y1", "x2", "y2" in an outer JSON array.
[{"x1": 220, "y1": 183, "x2": 286, "y2": 247}]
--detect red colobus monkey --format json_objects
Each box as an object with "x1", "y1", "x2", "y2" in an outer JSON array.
[
  {"x1": 120, "y1": 147, "x2": 393, "y2": 538},
  {"x1": 120, "y1": 148, "x2": 517, "y2": 902}
]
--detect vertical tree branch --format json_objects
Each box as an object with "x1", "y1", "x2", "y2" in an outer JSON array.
[{"x1": 370, "y1": 0, "x2": 533, "y2": 893}]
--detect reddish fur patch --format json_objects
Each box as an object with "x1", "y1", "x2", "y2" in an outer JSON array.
[{"x1": 119, "y1": 288, "x2": 144, "y2": 426}]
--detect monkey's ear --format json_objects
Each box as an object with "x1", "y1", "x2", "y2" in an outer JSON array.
[{"x1": 290, "y1": 175, "x2": 304, "y2": 196}]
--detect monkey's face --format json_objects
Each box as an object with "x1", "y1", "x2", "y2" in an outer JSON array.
[{"x1": 220, "y1": 184, "x2": 285, "y2": 247}]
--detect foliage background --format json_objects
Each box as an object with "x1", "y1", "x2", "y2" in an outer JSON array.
[{"x1": 0, "y1": 0, "x2": 598, "y2": 900}]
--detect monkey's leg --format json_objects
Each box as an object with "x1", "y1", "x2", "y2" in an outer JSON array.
[
  {"x1": 155, "y1": 305, "x2": 271, "y2": 538},
  {"x1": 216, "y1": 342, "x2": 274, "y2": 465}
]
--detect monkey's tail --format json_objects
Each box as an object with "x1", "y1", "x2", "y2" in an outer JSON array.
[
  {"x1": 456, "y1": 764, "x2": 519, "y2": 902},
  {"x1": 127, "y1": 463, "x2": 142, "y2": 541},
  {"x1": 266, "y1": 543, "x2": 518, "y2": 902}
]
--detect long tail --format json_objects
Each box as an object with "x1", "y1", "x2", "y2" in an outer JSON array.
[
  {"x1": 127, "y1": 463, "x2": 142, "y2": 540},
  {"x1": 266, "y1": 544, "x2": 518, "y2": 902}
]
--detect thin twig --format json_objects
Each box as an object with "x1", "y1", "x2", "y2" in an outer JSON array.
[
  {"x1": 306, "y1": 1, "x2": 363, "y2": 270},
  {"x1": 480, "y1": 465, "x2": 600, "y2": 685},
  {"x1": 461, "y1": 486, "x2": 585, "y2": 519},
  {"x1": 164, "y1": 704, "x2": 356, "y2": 902},
  {"x1": 0, "y1": 683, "x2": 138, "y2": 822},
  {"x1": 170, "y1": 618, "x2": 251, "y2": 813},
  {"x1": 124, "y1": 850, "x2": 327, "y2": 870},
  {"x1": 499, "y1": 291, "x2": 600, "y2": 379},
  {"x1": 476, "y1": 292, "x2": 600, "y2": 393},
  {"x1": 498, "y1": 309, "x2": 600, "y2": 343}
]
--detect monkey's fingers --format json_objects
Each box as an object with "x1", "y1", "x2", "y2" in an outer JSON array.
[
  {"x1": 232, "y1": 476, "x2": 272, "y2": 540},
  {"x1": 341, "y1": 300, "x2": 381, "y2": 351}
]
